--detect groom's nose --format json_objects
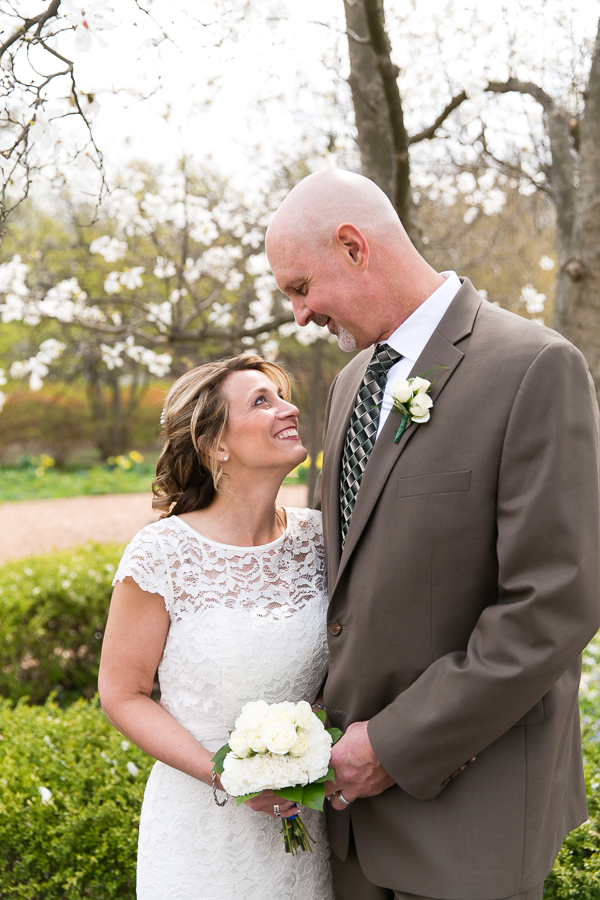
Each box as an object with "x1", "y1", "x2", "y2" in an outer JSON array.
[{"x1": 291, "y1": 296, "x2": 312, "y2": 327}]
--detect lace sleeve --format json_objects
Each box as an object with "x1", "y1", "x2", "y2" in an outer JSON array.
[{"x1": 112, "y1": 524, "x2": 172, "y2": 612}]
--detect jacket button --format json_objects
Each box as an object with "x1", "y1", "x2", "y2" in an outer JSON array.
[{"x1": 329, "y1": 622, "x2": 343, "y2": 636}]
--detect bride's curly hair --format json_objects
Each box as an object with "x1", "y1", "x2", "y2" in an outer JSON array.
[{"x1": 152, "y1": 355, "x2": 292, "y2": 518}]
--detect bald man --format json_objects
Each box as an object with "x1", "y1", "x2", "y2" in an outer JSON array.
[{"x1": 266, "y1": 170, "x2": 600, "y2": 900}]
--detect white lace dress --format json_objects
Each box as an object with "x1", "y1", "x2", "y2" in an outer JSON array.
[{"x1": 113, "y1": 507, "x2": 333, "y2": 900}]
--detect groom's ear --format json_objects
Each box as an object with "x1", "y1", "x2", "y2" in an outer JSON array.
[{"x1": 334, "y1": 223, "x2": 369, "y2": 271}]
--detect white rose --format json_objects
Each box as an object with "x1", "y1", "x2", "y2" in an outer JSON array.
[
  {"x1": 263, "y1": 722, "x2": 298, "y2": 755},
  {"x1": 289, "y1": 734, "x2": 310, "y2": 757},
  {"x1": 229, "y1": 729, "x2": 251, "y2": 758},
  {"x1": 247, "y1": 728, "x2": 267, "y2": 753},
  {"x1": 264, "y1": 701, "x2": 296, "y2": 725},
  {"x1": 235, "y1": 700, "x2": 268, "y2": 732},
  {"x1": 294, "y1": 701, "x2": 314, "y2": 729},
  {"x1": 410, "y1": 376, "x2": 431, "y2": 394},
  {"x1": 410, "y1": 393, "x2": 433, "y2": 420},
  {"x1": 391, "y1": 380, "x2": 413, "y2": 404}
]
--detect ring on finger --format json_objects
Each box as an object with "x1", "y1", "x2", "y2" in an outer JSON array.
[
  {"x1": 273, "y1": 803, "x2": 281, "y2": 817},
  {"x1": 337, "y1": 791, "x2": 352, "y2": 807}
]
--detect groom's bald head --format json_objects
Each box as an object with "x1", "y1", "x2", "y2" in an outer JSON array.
[
  {"x1": 266, "y1": 169, "x2": 406, "y2": 259},
  {"x1": 266, "y1": 169, "x2": 442, "y2": 350}
]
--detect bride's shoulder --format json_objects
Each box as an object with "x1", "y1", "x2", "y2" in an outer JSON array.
[
  {"x1": 285, "y1": 507, "x2": 323, "y2": 542},
  {"x1": 124, "y1": 517, "x2": 183, "y2": 554}
]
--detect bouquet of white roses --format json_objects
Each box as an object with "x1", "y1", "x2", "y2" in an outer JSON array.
[{"x1": 212, "y1": 700, "x2": 342, "y2": 854}]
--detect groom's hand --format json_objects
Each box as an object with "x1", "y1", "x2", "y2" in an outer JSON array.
[{"x1": 326, "y1": 720, "x2": 394, "y2": 811}]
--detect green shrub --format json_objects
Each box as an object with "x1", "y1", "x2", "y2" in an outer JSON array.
[
  {"x1": 0, "y1": 545, "x2": 123, "y2": 704},
  {"x1": 545, "y1": 635, "x2": 600, "y2": 898},
  {"x1": 0, "y1": 695, "x2": 152, "y2": 899}
]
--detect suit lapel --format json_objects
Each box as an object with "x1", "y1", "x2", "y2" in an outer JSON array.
[
  {"x1": 321, "y1": 349, "x2": 371, "y2": 587},
  {"x1": 329, "y1": 281, "x2": 483, "y2": 597}
]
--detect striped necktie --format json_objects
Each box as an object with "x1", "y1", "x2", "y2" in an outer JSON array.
[{"x1": 339, "y1": 344, "x2": 402, "y2": 546}]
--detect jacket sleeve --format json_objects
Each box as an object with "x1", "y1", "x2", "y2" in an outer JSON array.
[{"x1": 368, "y1": 338, "x2": 600, "y2": 800}]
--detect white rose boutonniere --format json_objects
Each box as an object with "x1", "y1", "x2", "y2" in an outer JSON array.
[{"x1": 391, "y1": 367, "x2": 448, "y2": 443}]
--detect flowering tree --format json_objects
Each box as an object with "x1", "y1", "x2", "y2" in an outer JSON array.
[
  {"x1": 341, "y1": 0, "x2": 600, "y2": 389},
  {"x1": 0, "y1": 0, "x2": 291, "y2": 229},
  {"x1": 0, "y1": 163, "x2": 302, "y2": 455}
]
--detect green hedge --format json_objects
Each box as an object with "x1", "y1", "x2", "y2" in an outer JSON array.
[
  {"x1": 0, "y1": 696, "x2": 152, "y2": 899},
  {"x1": 0, "y1": 545, "x2": 123, "y2": 704},
  {"x1": 545, "y1": 638, "x2": 600, "y2": 898}
]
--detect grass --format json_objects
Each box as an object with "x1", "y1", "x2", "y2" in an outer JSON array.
[{"x1": 0, "y1": 453, "x2": 157, "y2": 503}]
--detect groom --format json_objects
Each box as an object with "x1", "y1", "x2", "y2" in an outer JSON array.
[{"x1": 266, "y1": 170, "x2": 600, "y2": 900}]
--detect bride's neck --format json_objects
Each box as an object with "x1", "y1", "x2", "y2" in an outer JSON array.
[{"x1": 180, "y1": 472, "x2": 285, "y2": 547}]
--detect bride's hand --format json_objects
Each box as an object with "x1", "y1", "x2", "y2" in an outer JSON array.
[{"x1": 244, "y1": 790, "x2": 298, "y2": 819}]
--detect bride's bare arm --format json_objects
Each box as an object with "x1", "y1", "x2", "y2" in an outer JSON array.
[
  {"x1": 98, "y1": 576, "x2": 296, "y2": 817},
  {"x1": 98, "y1": 576, "x2": 217, "y2": 787}
]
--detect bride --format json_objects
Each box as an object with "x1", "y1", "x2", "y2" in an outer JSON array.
[{"x1": 98, "y1": 354, "x2": 333, "y2": 900}]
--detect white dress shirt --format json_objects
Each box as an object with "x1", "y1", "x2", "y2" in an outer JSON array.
[{"x1": 375, "y1": 271, "x2": 462, "y2": 439}]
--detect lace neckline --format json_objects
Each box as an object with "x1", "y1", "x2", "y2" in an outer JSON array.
[{"x1": 171, "y1": 509, "x2": 292, "y2": 552}]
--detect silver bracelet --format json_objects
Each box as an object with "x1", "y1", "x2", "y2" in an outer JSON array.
[
  {"x1": 312, "y1": 703, "x2": 326, "y2": 711},
  {"x1": 211, "y1": 771, "x2": 230, "y2": 807}
]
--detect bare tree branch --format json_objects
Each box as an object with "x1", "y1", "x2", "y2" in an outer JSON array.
[
  {"x1": 486, "y1": 78, "x2": 556, "y2": 114},
  {"x1": 409, "y1": 91, "x2": 468, "y2": 144},
  {"x1": 0, "y1": 0, "x2": 61, "y2": 58}
]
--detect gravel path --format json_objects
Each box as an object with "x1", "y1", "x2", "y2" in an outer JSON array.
[{"x1": 0, "y1": 485, "x2": 309, "y2": 564}]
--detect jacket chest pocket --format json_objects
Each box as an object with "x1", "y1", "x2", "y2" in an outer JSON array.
[{"x1": 397, "y1": 469, "x2": 472, "y2": 499}]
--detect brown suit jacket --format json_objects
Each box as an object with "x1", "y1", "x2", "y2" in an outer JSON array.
[{"x1": 318, "y1": 280, "x2": 600, "y2": 899}]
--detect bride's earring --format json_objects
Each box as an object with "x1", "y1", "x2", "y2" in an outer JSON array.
[{"x1": 223, "y1": 455, "x2": 229, "y2": 462}]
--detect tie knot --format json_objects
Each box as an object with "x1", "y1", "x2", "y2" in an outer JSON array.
[{"x1": 368, "y1": 344, "x2": 402, "y2": 378}]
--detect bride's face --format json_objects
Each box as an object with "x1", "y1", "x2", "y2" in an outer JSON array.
[{"x1": 219, "y1": 370, "x2": 307, "y2": 475}]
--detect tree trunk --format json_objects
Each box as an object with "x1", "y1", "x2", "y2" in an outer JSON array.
[
  {"x1": 343, "y1": 0, "x2": 421, "y2": 247},
  {"x1": 343, "y1": 0, "x2": 394, "y2": 200},
  {"x1": 557, "y1": 19, "x2": 600, "y2": 392}
]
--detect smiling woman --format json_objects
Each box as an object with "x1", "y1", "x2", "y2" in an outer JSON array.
[{"x1": 98, "y1": 354, "x2": 333, "y2": 900}]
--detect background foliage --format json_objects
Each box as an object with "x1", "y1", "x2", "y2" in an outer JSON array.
[
  {"x1": 0, "y1": 545, "x2": 121, "y2": 704},
  {"x1": 0, "y1": 696, "x2": 151, "y2": 900}
]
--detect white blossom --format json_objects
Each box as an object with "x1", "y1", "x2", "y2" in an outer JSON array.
[
  {"x1": 38, "y1": 786, "x2": 53, "y2": 804},
  {"x1": 100, "y1": 343, "x2": 125, "y2": 370},
  {"x1": 189, "y1": 211, "x2": 219, "y2": 245},
  {"x1": 119, "y1": 267, "x2": 145, "y2": 290},
  {"x1": 520, "y1": 284, "x2": 546, "y2": 315},
  {"x1": 539, "y1": 255, "x2": 555, "y2": 271},
  {"x1": 146, "y1": 302, "x2": 173, "y2": 329},
  {"x1": 208, "y1": 302, "x2": 234, "y2": 328},
  {"x1": 104, "y1": 272, "x2": 121, "y2": 294},
  {"x1": 90, "y1": 235, "x2": 128, "y2": 262},
  {"x1": 225, "y1": 269, "x2": 244, "y2": 291},
  {"x1": 198, "y1": 245, "x2": 243, "y2": 282},
  {"x1": 261, "y1": 339, "x2": 279, "y2": 361},
  {"x1": 241, "y1": 228, "x2": 264, "y2": 249},
  {"x1": 124, "y1": 337, "x2": 172, "y2": 376},
  {"x1": 246, "y1": 253, "x2": 271, "y2": 276},
  {"x1": 10, "y1": 340, "x2": 65, "y2": 391},
  {"x1": 62, "y1": 0, "x2": 114, "y2": 52},
  {"x1": 126, "y1": 761, "x2": 139, "y2": 777},
  {"x1": 153, "y1": 257, "x2": 177, "y2": 279}
]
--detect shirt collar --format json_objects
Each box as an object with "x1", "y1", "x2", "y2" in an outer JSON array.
[{"x1": 381, "y1": 271, "x2": 462, "y2": 363}]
